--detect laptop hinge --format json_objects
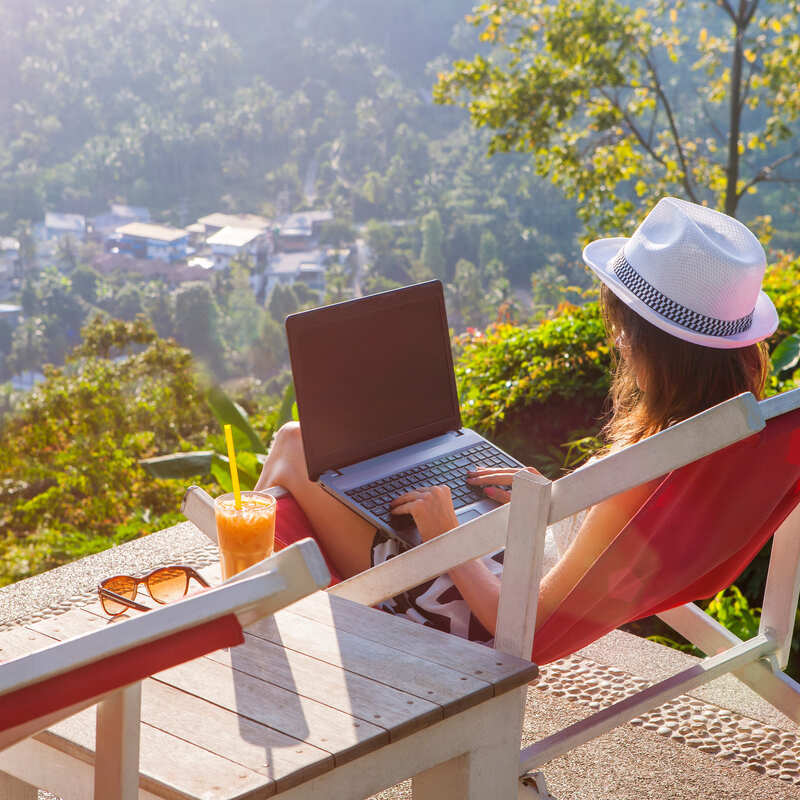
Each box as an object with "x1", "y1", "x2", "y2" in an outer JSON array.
[{"x1": 454, "y1": 429, "x2": 465, "y2": 436}]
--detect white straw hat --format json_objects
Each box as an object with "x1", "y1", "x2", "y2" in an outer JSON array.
[{"x1": 582, "y1": 197, "x2": 778, "y2": 348}]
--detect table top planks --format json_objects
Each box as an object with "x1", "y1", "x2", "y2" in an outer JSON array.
[
  {"x1": 1, "y1": 589, "x2": 537, "y2": 799},
  {"x1": 289, "y1": 590, "x2": 540, "y2": 694}
]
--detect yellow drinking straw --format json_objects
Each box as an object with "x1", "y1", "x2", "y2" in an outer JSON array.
[{"x1": 223, "y1": 424, "x2": 242, "y2": 510}]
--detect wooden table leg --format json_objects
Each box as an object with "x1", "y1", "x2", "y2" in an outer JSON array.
[
  {"x1": 0, "y1": 771, "x2": 38, "y2": 800},
  {"x1": 411, "y1": 688, "x2": 525, "y2": 799},
  {"x1": 95, "y1": 682, "x2": 142, "y2": 800}
]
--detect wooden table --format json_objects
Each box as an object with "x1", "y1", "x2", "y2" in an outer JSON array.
[{"x1": 0, "y1": 570, "x2": 537, "y2": 799}]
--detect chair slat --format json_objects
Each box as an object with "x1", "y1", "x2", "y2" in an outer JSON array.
[
  {"x1": 520, "y1": 634, "x2": 776, "y2": 772},
  {"x1": 760, "y1": 385, "x2": 800, "y2": 420},
  {"x1": 330, "y1": 504, "x2": 509, "y2": 606},
  {"x1": 495, "y1": 471, "x2": 550, "y2": 660},
  {"x1": 760, "y1": 502, "x2": 800, "y2": 667}
]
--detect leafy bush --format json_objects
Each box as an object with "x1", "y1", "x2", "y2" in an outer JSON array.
[
  {"x1": 0, "y1": 316, "x2": 214, "y2": 585},
  {"x1": 454, "y1": 299, "x2": 611, "y2": 473},
  {"x1": 140, "y1": 381, "x2": 296, "y2": 493},
  {"x1": 705, "y1": 586, "x2": 761, "y2": 643},
  {"x1": 763, "y1": 252, "x2": 800, "y2": 395}
]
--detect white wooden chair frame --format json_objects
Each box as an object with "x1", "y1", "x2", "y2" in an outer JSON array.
[
  {"x1": 181, "y1": 388, "x2": 800, "y2": 797},
  {"x1": 0, "y1": 539, "x2": 330, "y2": 800}
]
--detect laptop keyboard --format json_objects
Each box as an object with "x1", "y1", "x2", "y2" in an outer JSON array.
[{"x1": 345, "y1": 441, "x2": 519, "y2": 528}]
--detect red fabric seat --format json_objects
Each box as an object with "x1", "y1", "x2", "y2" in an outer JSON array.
[
  {"x1": 274, "y1": 494, "x2": 342, "y2": 584},
  {"x1": 1, "y1": 614, "x2": 243, "y2": 733},
  {"x1": 534, "y1": 406, "x2": 800, "y2": 665}
]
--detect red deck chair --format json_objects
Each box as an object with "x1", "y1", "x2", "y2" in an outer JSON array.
[
  {"x1": 533, "y1": 395, "x2": 800, "y2": 666},
  {"x1": 182, "y1": 388, "x2": 800, "y2": 798},
  {"x1": 0, "y1": 539, "x2": 330, "y2": 799}
]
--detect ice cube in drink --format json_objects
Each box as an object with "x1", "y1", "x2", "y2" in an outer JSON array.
[{"x1": 214, "y1": 491, "x2": 276, "y2": 580}]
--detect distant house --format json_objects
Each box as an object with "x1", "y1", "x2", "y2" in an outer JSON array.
[
  {"x1": 111, "y1": 204, "x2": 150, "y2": 220},
  {"x1": 0, "y1": 303, "x2": 22, "y2": 328},
  {"x1": 0, "y1": 237, "x2": 19, "y2": 280},
  {"x1": 44, "y1": 212, "x2": 87, "y2": 241},
  {"x1": 110, "y1": 222, "x2": 189, "y2": 262},
  {"x1": 187, "y1": 255, "x2": 215, "y2": 271},
  {"x1": 207, "y1": 226, "x2": 270, "y2": 269},
  {"x1": 277, "y1": 213, "x2": 313, "y2": 252},
  {"x1": 265, "y1": 249, "x2": 326, "y2": 295},
  {"x1": 93, "y1": 253, "x2": 211, "y2": 286},
  {"x1": 90, "y1": 204, "x2": 150, "y2": 237},
  {"x1": 196, "y1": 213, "x2": 272, "y2": 237},
  {"x1": 185, "y1": 223, "x2": 207, "y2": 249},
  {"x1": 304, "y1": 209, "x2": 334, "y2": 231},
  {"x1": 0, "y1": 237, "x2": 19, "y2": 258},
  {"x1": 277, "y1": 210, "x2": 332, "y2": 252},
  {"x1": 11, "y1": 370, "x2": 45, "y2": 392}
]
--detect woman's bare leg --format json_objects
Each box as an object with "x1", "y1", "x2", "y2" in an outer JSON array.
[{"x1": 254, "y1": 422, "x2": 375, "y2": 578}]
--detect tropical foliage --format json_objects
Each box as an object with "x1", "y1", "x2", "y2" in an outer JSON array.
[
  {"x1": 0, "y1": 317, "x2": 214, "y2": 585},
  {"x1": 436, "y1": 0, "x2": 800, "y2": 236},
  {"x1": 455, "y1": 294, "x2": 611, "y2": 471}
]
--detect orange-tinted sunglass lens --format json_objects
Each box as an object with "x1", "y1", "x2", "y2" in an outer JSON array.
[
  {"x1": 100, "y1": 575, "x2": 138, "y2": 615},
  {"x1": 147, "y1": 567, "x2": 189, "y2": 604}
]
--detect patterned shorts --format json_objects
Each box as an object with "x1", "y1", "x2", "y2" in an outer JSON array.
[{"x1": 370, "y1": 530, "x2": 505, "y2": 644}]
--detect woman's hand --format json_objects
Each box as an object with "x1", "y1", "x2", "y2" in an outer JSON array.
[
  {"x1": 465, "y1": 466, "x2": 542, "y2": 504},
  {"x1": 389, "y1": 486, "x2": 459, "y2": 542}
]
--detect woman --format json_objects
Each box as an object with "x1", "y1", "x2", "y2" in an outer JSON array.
[{"x1": 255, "y1": 197, "x2": 777, "y2": 641}]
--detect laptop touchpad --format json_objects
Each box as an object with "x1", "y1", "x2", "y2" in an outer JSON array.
[{"x1": 456, "y1": 509, "x2": 481, "y2": 523}]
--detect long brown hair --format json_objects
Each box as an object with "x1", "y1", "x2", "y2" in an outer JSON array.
[{"x1": 600, "y1": 284, "x2": 770, "y2": 450}]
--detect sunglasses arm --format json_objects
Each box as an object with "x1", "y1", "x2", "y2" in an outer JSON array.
[
  {"x1": 185, "y1": 567, "x2": 211, "y2": 588},
  {"x1": 98, "y1": 586, "x2": 151, "y2": 612}
]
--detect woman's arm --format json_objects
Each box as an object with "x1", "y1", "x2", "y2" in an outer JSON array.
[
  {"x1": 391, "y1": 476, "x2": 660, "y2": 637},
  {"x1": 389, "y1": 485, "x2": 502, "y2": 633},
  {"x1": 534, "y1": 478, "x2": 660, "y2": 629}
]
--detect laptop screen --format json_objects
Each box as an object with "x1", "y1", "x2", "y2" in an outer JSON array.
[{"x1": 286, "y1": 281, "x2": 461, "y2": 480}]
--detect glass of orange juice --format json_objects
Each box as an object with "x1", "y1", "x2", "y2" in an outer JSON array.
[{"x1": 214, "y1": 491, "x2": 276, "y2": 580}]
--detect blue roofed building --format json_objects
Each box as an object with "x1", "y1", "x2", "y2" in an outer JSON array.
[{"x1": 111, "y1": 222, "x2": 189, "y2": 262}]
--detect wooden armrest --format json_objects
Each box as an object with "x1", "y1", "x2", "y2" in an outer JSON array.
[
  {"x1": 181, "y1": 484, "x2": 288, "y2": 543},
  {"x1": 329, "y1": 504, "x2": 510, "y2": 605}
]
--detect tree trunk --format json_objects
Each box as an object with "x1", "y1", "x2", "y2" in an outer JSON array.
[{"x1": 724, "y1": 1, "x2": 749, "y2": 217}]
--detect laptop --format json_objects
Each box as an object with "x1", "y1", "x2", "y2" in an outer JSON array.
[{"x1": 285, "y1": 280, "x2": 524, "y2": 548}]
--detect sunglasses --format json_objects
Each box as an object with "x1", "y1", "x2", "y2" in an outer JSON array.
[{"x1": 98, "y1": 565, "x2": 211, "y2": 616}]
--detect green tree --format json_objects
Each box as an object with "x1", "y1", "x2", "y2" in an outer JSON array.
[
  {"x1": 251, "y1": 314, "x2": 287, "y2": 379},
  {"x1": 0, "y1": 319, "x2": 12, "y2": 355},
  {"x1": 173, "y1": 282, "x2": 225, "y2": 376},
  {"x1": 114, "y1": 283, "x2": 144, "y2": 321},
  {"x1": 220, "y1": 265, "x2": 265, "y2": 375},
  {"x1": 71, "y1": 265, "x2": 100, "y2": 305},
  {"x1": 19, "y1": 279, "x2": 36, "y2": 317},
  {"x1": 447, "y1": 258, "x2": 486, "y2": 330},
  {"x1": 56, "y1": 236, "x2": 78, "y2": 271},
  {"x1": 478, "y1": 230, "x2": 499, "y2": 272},
  {"x1": 421, "y1": 210, "x2": 447, "y2": 280},
  {"x1": 267, "y1": 283, "x2": 300, "y2": 324},
  {"x1": 319, "y1": 219, "x2": 356, "y2": 247},
  {"x1": 0, "y1": 316, "x2": 212, "y2": 584},
  {"x1": 6, "y1": 317, "x2": 47, "y2": 377},
  {"x1": 292, "y1": 281, "x2": 320, "y2": 308},
  {"x1": 365, "y1": 219, "x2": 412, "y2": 283},
  {"x1": 14, "y1": 222, "x2": 36, "y2": 278},
  {"x1": 436, "y1": 0, "x2": 800, "y2": 234},
  {"x1": 141, "y1": 282, "x2": 174, "y2": 339},
  {"x1": 324, "y1": 261, "x2": 353, "y2": 304}
]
